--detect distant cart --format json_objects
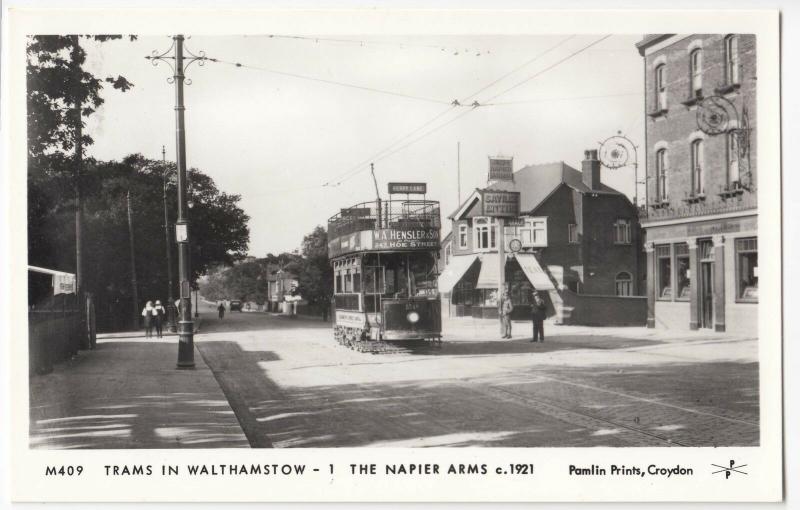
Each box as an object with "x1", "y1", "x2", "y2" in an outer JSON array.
[{"x1": 327, "y1": 194, "x2": 442, "y2": 353}]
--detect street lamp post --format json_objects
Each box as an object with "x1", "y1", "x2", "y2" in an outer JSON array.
[
  {"x1": 162, "y1": 146, "x2": 177, "y2": 333},
  {"x1": 147, "y1": 34, "x2": 208, "y2": 369}
]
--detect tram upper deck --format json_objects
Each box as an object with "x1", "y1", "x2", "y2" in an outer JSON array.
[{"x1": 327, "y1": 199, "x2": 441, "y2": 258}]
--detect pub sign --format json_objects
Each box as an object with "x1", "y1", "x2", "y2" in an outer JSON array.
[
  {"x1": 489, "y1": 157, "x2": 513, "y2": 181},
  {"x1": 480, "y1": 189, "x2": 521, "y2": 217}
]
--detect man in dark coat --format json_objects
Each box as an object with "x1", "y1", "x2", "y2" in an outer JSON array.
[{"x1": 531, "y1": 290, "x2": 547, "y2": 343}]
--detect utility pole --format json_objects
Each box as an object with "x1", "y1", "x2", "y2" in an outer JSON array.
[
  {"x1": 457, "y1": 141, "x2": 461, "y2": 205},
  {"x1": 162, "y1": 145, "x2": 177, "y2": 333},
  {"x1": 147, "y1": 35, "x2": 208, "y2": 369},
  {"x1": 70, "y1": 35, "x2": 87, "y2": 349},
  {"x1": 370, "y1": 163, "x2": 382, "y2": 228},
  {"x1": 126, "y1": 189, "x2": 139, "y2": 329}
]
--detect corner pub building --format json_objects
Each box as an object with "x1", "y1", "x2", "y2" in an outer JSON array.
[{"x1": 636, "y1": 34, "x2": 758, "y2": 335}]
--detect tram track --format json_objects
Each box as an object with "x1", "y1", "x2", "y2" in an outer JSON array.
[{"x1": 456, "y1": 382, "x2": 692, "y2": 447}]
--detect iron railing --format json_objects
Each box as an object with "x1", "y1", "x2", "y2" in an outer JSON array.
[
  {"x1": 328, "y1": 199, "x2": 441, "y2": 240},
  {"x1": 640, "y1": 188, "x2": 757, "y2": 222}
]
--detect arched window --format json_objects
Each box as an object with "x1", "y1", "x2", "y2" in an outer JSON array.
[
  {"x1": 727, "y1": 131, "x2": 740, "y2": 188},
  {"x1": 655, "y1": 64, "x2": 667, "y2": 110},
  {"x1": 656, "y1": 148, "x2": 669, "y2": 201},
  {"x1": 689, "y1": 49, "x2": 703, "y2": 96},
  {"x1": 615, "y1": 272, "x2": 633, "y2": 297},
  {"x1": 724, "y1": 35, "x2": 739, "y2": 85},
  {"x1": 690, "y1": 139, "x2": 704, "y2": 196}
]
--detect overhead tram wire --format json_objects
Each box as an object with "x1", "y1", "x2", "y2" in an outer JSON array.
[
  {"x1": 458, "y1": 34, "x2": 577, "y2": 104},
  {"x1": 209, "y1": 57, "x2": 453, "y2": 106},
  {"x1": 481, "y1": 34, "x2": 614, "y2": 104},
  {"x1": 324, "y1": 35, "x2": 584, "y2": 187},
  {"x1": 255, "y1": 34, "x2": 493, "y2": 56},
  {"x1": 332, "y1": 34, "x2": 616, "y2": 186}
]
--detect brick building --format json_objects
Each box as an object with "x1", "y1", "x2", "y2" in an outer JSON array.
[
  {"x1": 636, "y1": 34, "x2": 757, "y2": 334},
  {"x1": 438, "y1": 151, "x2": 644, "y2": 324}
]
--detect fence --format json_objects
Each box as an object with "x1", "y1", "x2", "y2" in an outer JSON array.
[{"x1": 28, "y1": 294, "x2": 83, "y2": 375}]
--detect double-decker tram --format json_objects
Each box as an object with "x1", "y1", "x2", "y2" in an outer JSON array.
[{"x1": 327, "y1": 187, "x2": 442, "y2": 353}]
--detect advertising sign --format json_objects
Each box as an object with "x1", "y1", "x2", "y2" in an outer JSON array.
[
  {"x1": 489, "y1": 157, "x2": 513, "y2": 181},
  {"x1": 388, "y1": 182, "x2": 427, "y2": 194},
  {"x1": 340, "y1": 207, "x2": 371, "y2": 217},
  {"x1": 372, "y1": 228, "x2": 439, "y2": 250},
  {"x1": 481, "y1": 189, "x2": 521, "y2": 217}
]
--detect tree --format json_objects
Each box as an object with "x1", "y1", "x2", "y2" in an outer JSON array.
[
  {"x1": 296, "y1": 226, "x2": 333, "y2": 311},
  {"x1": 27, "y1": 35, "x2": 135, "y2": 294}
]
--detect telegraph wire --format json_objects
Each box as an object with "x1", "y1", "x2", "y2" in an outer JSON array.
[{"x1": 254, "y1": 34, "x2": 492, "y2": 56}]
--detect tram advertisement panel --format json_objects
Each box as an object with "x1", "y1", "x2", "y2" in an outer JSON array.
[{"x1": 372, "y1": 228, "x2": 439, "y2": 250}]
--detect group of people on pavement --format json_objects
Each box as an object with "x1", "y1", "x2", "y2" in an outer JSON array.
[
  {"x1": 498, "y1": 288, "x2": 547, "y2": 342},
  {"x1": 141, "y1": 300, "x2": 167, "y2": 338}
]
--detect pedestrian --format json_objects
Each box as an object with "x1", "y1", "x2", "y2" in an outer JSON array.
[
  {"x1": 218, "y1": 301, "x2": 225, "y2": 319},
  {"x1": 141, "y1": 300, "x2": 155, "y2": 338},
  {"x1": 153, "y1": 300, "x2": 166, "y2": 338},
  {"x1": 531, "y1": 291, "x2": 547, "y2": 343},
  {"x1": 499, "y1": 289, "x2": 513, "y2": 339},
  {"x1": 321, "y1": 298, "x2": 330, "y2": 322}
]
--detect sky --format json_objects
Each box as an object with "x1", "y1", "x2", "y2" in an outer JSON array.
[{"x1": 81, "y1": 33, "x2": 646, "y2": 256}]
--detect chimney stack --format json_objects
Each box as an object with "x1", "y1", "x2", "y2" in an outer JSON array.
[{"x1": 582, "y1": 149, "x2": 601, "y2": 191}]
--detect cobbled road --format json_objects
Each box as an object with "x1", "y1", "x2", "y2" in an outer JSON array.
[{"x1": 196, "y1": 303, "x2": 759, "y2": 448}]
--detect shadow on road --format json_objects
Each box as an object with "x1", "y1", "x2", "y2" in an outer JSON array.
[{"x1": 29, "y1": 341, "x2": 250, "y2": 449}]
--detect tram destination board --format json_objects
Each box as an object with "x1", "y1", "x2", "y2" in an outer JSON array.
[
  {"x1": 388, "y1": 182, "x2": 427, "y2": 194},
  {"x1": 480, "y1": 189, "x2": 521, "y2": 217}
]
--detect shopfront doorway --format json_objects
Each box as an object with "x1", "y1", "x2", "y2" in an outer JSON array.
[{"x1": 698, "y1": 239, "x2": 714, "y2": 329}]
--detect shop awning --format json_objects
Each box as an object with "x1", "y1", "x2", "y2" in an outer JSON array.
[
  {"x1": 514, "y1": 253, "x2": 556, "y2": 290},
  {"x1": 476, "y1": 254, "x2": 501, "y2": 289},
  {"x1": 437, "y1": 255, "x2": 478, "y2": 293}
]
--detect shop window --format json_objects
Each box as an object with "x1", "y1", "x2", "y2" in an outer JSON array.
[
  {"x1": 458, "y1": 224, "x2": 468, "y2": 248},
  {"x1": 444, "y1": 242, "x2": 452, "y2": 265},
  {"x1": 689, "y1": 49, "x2": 703, "y2": 96},
  {"x1": 568, "y1": 223, "x2": 579, "y2": 244},
  {"x1": 655, "y1": 63, "x2": 667, "y2": 110},
  {"x1": 519, "y1": 217, "x2": 547, "y2": 247},
  {"x1": 736, "y1": 237, "x2": 758, "y2": 302},
  {"x1": 474, "y1": 217, "x2": 497, "y2": 250},
  {"x1": 615, "y1": 272, "x2": 632, "y2": 296},
  {"x1": 453, "y1": 279, "x2": 474, "y2": 305},
  {"x1": 675, "y1": 242, "x2": 691, "y2": 300},
  {"x1": 724, "y1": 35, "x2": 739, "y2": 86},
  {"x1": 656, "y1": 244, "x2": 672, "y2": 300},
  {"x1": 690, "y1": 139, "x2": 704, "y2": 196},
  {"x1": 656, "y1": 149, "x2": 669, "y2": 201},
  {"x1": 613, "y1": 219, "x2": 632, "y2": 244},
  {"x1": 508, "y1": 267, "x2": 532, "y2": 305}
]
